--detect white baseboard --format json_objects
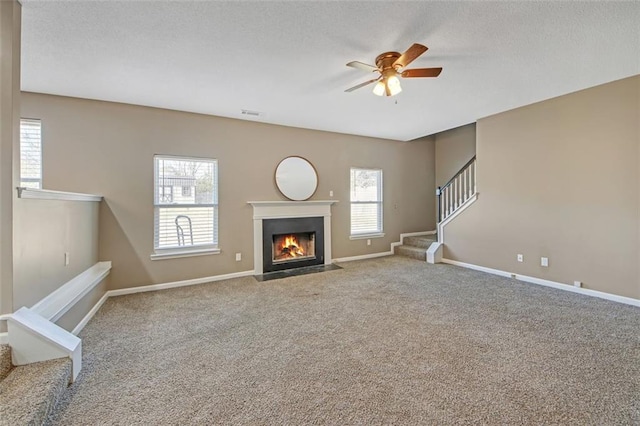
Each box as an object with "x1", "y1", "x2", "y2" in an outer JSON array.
[
  {"x1": 109, "y1": 270, "x2": 255, "y2": 297},
  {"x1": 333, "y1": 251, "x2": 392, "y2": 263},
  {"x1": 442, "y1": 259, "x2": 512, "y2": 278},
  {"x1": 442, "y1": 258, "x2": 640, "y2": 307}
]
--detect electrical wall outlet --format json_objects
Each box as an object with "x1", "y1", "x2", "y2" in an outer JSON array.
[
  {"x1": 574, "y1": 281, "x2": 582, "y2": 288},
  {"x1": 367, "y1": 239, "x2": 371, "y2": 246},
  {"x1": 235, "y1": 252, "x2": 241, "y2": 261},
  {"x1": 329, "y1": 190, "x2": 334, "y2": 197},
  {"x1": 541, "y1": 257, "x2": 549, "y2": 267},
  {"x1": 64, "y1": 252, "x2": 70, "y2": 266},
  {"x1": 517, "y1": 254, "x2": 523, "y2": 262}
]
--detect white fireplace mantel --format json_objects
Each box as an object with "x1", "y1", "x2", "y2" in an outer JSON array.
[{"x1": 248, "y1": 200, "x2": 338, "y2": 274}]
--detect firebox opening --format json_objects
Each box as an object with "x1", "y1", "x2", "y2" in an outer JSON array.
[
  {"x1": 272, "y1": 232, "x2": 315, "y2": 264},
  {"x1": 262, "y1": 216, "x2": 324, "y2": 273}
]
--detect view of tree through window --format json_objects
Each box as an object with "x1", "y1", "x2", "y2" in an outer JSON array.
[
  {"x1": 350, "y1": 168, "x2": 383, "y2": 235},
  {"x1": 154, "y1": 156, "x2": 218, "y2": 250},
  {"x1": 20, "y1": 119, "x2": 42, "y2": 189}
]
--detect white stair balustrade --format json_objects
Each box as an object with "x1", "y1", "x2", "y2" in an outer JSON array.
[{"x1": 437, "y1": 156, "x2": 477, "y2": 224}]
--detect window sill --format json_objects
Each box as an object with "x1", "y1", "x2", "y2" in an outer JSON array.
[
  {"x1": 349, "y1": 233, "x2": 385, "y2": 240},
  {"x1": 150, "y1": 247, "x2": 221, "y2": 261}
]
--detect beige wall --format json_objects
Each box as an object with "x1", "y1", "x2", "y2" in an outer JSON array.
[
  {"x1": 0, "y1": 0, "x2": 21, "y2": 322},
  {"x1": 13, "y1": 199, "x2": 100, "y2": 308},
  {"x1": 435, "y1": 123, "x2": 476, "y2": 188},
  {"x1": 443, "y1": 75, "x2": 640, "y2": 299},
  {"x1": 21, "y1": 93, "x2": 436, "y2": 290}
]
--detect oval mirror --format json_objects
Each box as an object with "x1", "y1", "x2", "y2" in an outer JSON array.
[{"x1": 275, "y1": 156, "x2": 318, "y2": 201}]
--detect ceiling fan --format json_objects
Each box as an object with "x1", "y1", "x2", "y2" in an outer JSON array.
[{"x1": 345, "y1": 43, "x2": 442, "y2": 97}]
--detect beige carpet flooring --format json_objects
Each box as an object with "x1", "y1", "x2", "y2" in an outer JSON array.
[{"x1": 48, "y1": 256, "x2": 640, "y2": 425}]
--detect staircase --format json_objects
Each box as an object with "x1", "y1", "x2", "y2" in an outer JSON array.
[
  {"x1": 438, "y1": 155, "x2": 477, "y2": 224},
  {"x1": 394, "y1": 234, "x2": 437, "y2": 261},
  {"x1": 0, "y1": 343, "x2": 72, "y2": 425}
]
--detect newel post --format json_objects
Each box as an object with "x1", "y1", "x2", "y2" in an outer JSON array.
[{"x1": 436, "y1": 186, "x2": 442, "y2": 223}]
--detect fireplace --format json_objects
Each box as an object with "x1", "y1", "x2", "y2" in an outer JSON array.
[
  {"x1": 249, "y1": 200, "x2": 337, "y2": 275},
  {"x1": 262, "y1": 217, "x2": 324, "y2": 273}
]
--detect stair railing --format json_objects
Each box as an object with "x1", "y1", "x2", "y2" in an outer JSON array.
[{"x1": 437, "y1": 155, "x2": 476, "y2": 223}]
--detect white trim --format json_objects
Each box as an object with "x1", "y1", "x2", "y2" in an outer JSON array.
[
  {"x1": 403, "y1": 230, "x2": 438, "y2": 236},
  {"x1": 31, "y1": 262, "x2": 112, "y2": 322},
  {"x1": 150, "y1": 247, "x2": 220, "y2": 261},
  {"x1": 8, "y1": 307, "x2": 83, "y2": 381},
  {"x1": 71, "y1": 292, "x2": 109, "y2": 336},
  {"x1": 248, "y1": 200, "x2": 338, "y2": 206},
  {"x1": 438, "y1": 193, "x2": 478, "y2": 243},
  {"x1": 16, "y1": 187, "x2": 103, "y2": 202},
  {"x1": 249, "y1": 200, "x2": 337, "y2": 274},
  {"x1": 248, "y1": 200, "x2": 337, "y2": 220},
  {"x1": 426, "y1": 242, "x2": 443, "y2": 264},
  {"x1": 109, "y1": 270, "x2": 255, "y2": 297},
  {"x1": 442, "y1": 258, "x2": 640, "y2": 307},
  {"x1": 333, "y1": 251, "x2": 392, "y2": 263},
  {"x1": 349, "y1": 233, "x2": 385, "y2": 240}
]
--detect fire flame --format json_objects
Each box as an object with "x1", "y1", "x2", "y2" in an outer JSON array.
[{"x1": 280, "y1": 235, "x2": 304, "y2": 257}]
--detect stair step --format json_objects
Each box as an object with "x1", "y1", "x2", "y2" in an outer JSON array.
[
  {"x1": 0, "y1": 344, "x2": 12, "y2": 382},
  {"x1": 0, "y1": 358, "x2": 72, "y2": 425},
  {"x1": 394, "y1": 244, "x2": 427, "y2": 261},
  {"x1": 403, "y1": 235, "x2": 437, "y2": 249}
]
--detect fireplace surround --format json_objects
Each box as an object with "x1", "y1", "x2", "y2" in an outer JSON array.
[{"x1": 248, "y1": 201, "x2": 337, "y2": 275}]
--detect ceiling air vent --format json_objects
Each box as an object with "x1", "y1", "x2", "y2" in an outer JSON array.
[{"x1": 241, "y1": 109, "x2": 262, "y2": 117}]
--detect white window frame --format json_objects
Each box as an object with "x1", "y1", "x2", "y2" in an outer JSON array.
[
  {"x1": 151, "y1": 155, "x2": 220, "y2": 260},
  {"x1": 19, "y1": 118, "x2": 43, "y2": 189},
  {"x1": 349, "y1": 167, "x2": 384, "y2": 239}
]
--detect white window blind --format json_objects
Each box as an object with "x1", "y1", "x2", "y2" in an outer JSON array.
[
  {"x1": 20, "y1": 119, "x2": 42, "y2": 189},
  {"x1": 350, "y1": 168, "x2": 383, "y2": 235},
  {"x1": 154, "y1": 155, "x2": 218, "y2": 252}
]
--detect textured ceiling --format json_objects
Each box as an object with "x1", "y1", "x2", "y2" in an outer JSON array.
[{"x1": 20, "y1": 1, "x2": 640, "y2": 141}]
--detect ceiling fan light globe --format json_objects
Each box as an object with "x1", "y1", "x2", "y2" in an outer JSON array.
[
  {"x1": 387, "y1": 75, "x2": 402, "y2": 96},
  {"x1": 373, "y1": 81, "x2": 386, "y2": 96}
]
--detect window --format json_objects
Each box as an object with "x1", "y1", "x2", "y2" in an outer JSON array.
[
  {"x1": 350, "y1": 168, "x2": 383, "y2": 237},
  {"x1": 20, "y1": 119, "x2": 42, "y2": 189},
  {"x1": 182, "y1": 186, "x2": 192, "y2": 197},
  {"x1": 153, "y1": 155, "x2": 218, "y2": 259}
]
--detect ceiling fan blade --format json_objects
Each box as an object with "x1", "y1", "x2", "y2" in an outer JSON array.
[
  {"x1": 346, "y1": 61, "x2": 379, "y2": 72},
  {"x1": 344, "y1": 78, "x2": 380, "y2": 92},
  {"x1": 394, "y1": 43, "x2": 428, "y2": 68},
  {"x1": 401, "y1": 67, "x2": 443, "y2": 78}
]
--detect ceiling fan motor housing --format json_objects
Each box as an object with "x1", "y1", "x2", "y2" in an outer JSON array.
[{"x1": 375, "y1": 52, "x2": 402, "y2": 73}]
